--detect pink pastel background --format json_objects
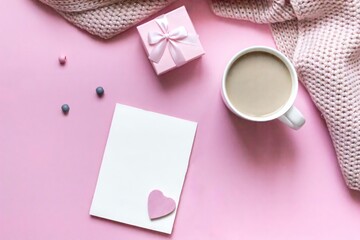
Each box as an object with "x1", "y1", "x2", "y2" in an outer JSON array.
[{"x1": 1, "y1": 0, "x2": 360, "y2": 239}]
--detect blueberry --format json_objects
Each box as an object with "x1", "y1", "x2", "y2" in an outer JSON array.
[
  {"x1": 61, "y1": 104, "x2": 70, "y2": 114},
  {"x1": 96, "y1": 86, "x2": 104, "y2": 97}
]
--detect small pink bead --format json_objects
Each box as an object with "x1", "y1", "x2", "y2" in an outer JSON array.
[{"x1": 58, "y1": 55, "x2": 67, "y2": 65}]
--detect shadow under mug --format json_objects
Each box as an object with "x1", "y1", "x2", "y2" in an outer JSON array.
[{"x1": 221, "y1": 46, "x2": 306, "y2": 130}]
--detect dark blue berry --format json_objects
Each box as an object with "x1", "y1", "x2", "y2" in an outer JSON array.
[
  {"x1": 96, "y1": 86, "x2": 104, "y2": 97},
  {"x1": 61, "y1": 104, "x2": 70, "y2": 114}
]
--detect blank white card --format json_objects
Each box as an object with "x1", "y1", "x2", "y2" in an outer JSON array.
[{"x1": 90, "y1": 104, "x2": 197, "y2": 234}]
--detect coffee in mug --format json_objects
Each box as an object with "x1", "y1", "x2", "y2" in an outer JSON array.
[
  {"x1": 222, "y1": 46, "x2": 305, "y2": 130},
  {"x1": 225, "y1": 51, "x2": 292, "y2": 117}
]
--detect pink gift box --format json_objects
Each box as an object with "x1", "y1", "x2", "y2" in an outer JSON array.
[{"x1": 137, "y1": 6, "x2": 205, "y2": 75}]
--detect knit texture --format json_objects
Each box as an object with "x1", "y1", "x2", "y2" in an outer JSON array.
[
  {"x1": 211, "y1": 0, "x2": 360, "y2": 190},
  {"x1": 38, "y1": 0, "x2": 175, "y2": 39}
]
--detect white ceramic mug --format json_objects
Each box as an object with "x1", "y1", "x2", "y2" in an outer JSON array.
[{"x1": 222, "y1": 46, "x2": 305, "y2": 130}]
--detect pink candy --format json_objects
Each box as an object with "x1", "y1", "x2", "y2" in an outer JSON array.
[{"x1": 58, "y1": 55, "x2": 67, "y2": 65}]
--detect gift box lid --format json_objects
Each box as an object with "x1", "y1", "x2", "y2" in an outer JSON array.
[{"x1": 137, "y1": 6, "x2": 205, "y2": 75}]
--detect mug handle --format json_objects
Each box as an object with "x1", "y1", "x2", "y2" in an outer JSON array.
[{"x1": 278, "y1": 106, "x2": 305, "y2": 130}]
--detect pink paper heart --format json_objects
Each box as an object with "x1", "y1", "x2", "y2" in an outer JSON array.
[{"x1": 148, "y1": 190, "x2": 176, "y2": 220}]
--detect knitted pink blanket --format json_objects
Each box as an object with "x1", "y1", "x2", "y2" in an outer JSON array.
[
  {"x1": 38, "y1": 0, "x2": 175, "y2": 39},
  {"x1": 212, "y1": 0, "x2": 360, "y2": 191}
]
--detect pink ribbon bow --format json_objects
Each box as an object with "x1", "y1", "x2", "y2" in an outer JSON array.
[{"x1": 148, "y1": 15, "x2": 198, "y2": 65}]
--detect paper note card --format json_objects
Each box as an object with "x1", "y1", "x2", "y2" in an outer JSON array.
[{"x1": 90, "y1": 104, "x2": 197, "y2": 234}]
